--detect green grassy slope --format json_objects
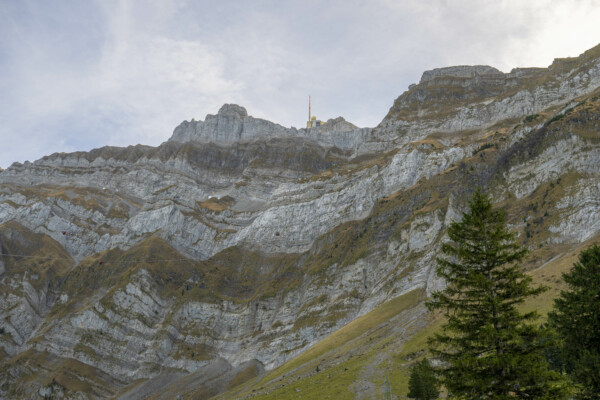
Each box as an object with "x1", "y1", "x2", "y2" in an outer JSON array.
[{"x1": 217, "y1": 235, "x2": 600, "y2": 399}]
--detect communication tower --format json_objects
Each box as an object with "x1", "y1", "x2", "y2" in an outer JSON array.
[{"x1": 306, "y1": 95, "x2": 323, "y2": 128}]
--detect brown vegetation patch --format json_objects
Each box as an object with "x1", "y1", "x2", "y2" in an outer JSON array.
[{"x1": 197, "y1": 195, "x2": 236, "y2": 212}]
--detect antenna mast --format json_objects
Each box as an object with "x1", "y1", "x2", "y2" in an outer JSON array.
[{"x1": 308, "y1": 95, "x2": 311, "y2": 121}]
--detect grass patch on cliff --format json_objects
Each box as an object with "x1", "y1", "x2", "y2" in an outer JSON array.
[
  {"x1": 221, "y1": 232, "x2": 600, "y2": 400},
  {"x1": 2, "y1": 350, "x2": 125, "y2": 398},
  {"x1": 48, "y1": 235, "x2": 203, "y2": 326},
  {"x1": 60, "y1": 235, "x2": 198, "y2": 298},
  {"x1": 0, "y1": 221, "x2": 73, "y2": 291},
  {"x1": 227, "y1": 363, "x2": 263, "y2": 390},
  {"x1": 220, "y1": 289, "x2": 423, "y2": 399},
  {"x1": 197, "y1": 195, "x2": 236, "y2": 212}
]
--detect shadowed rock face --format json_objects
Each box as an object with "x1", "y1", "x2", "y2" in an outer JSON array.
[{"x1": 1, "y1": 44, "x2": 600, "y2": 400}]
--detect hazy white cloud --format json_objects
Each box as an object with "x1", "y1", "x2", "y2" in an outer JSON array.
[{"x1": 0, "y1": 0, "x2": 599, "y2": 167}]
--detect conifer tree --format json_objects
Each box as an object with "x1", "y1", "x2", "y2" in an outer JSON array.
[
  {"x1": 549, "y1": 244, "x2": 600, "y2": 399},
  {"x1": 408, "y1": 358, "x2": 440, "y2": 400},
  {"x1": 427, "y1": 189, "x2": 568, "y2": 399}
]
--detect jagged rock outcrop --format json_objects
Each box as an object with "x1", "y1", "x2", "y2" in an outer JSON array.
[
  {"x1": 168, "y1": 104, "x2": 368, "y2": 152},
  {"x1": 1, "y1": 44, "x2": 600, "y2": 399},
  {"x1": 318, "y1": 116, "x2": 358, "y2": 132},
  {"x1": 170, "y1": 104, "x2": 290, "y2": 145},
  {"x1": 419, "y1": 65, "x2": 503, "y2": 82},
  {"x1": 363, "y1": 44, "x2": 600, "y2": 154}
]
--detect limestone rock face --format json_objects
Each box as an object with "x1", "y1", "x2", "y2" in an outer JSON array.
[
  {"x1": 319, "y1": 116, "x2": 358, "y2": 132},
  {"x1": 169, "y1": 104, "x2": 368, "y2": 151},
  {"x1": 1, "y1": 44, "x2": 600, "y2": 399},
  {"x1": 419, "y1": 65, "x2": 503, "y2": 82},
  {"x1": 365, "y1": 44, "x2": 600, "y2": 154},
  {"x1": 169, "y1": 103, "x2": 292, "y2": 145},
  {"x1": 218, "y1": 103, "x2": 249, "y2": 117}
]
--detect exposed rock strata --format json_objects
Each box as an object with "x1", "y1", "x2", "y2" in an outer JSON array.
[{"x1": 1, "y1": 44, "x2": 600, "y2": 399}]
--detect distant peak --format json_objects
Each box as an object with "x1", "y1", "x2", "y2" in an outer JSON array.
[
  {"x1": 218, "y1": 104, "x2": 248, "y2": 118},
  {"x1": 420, "y1": 65, "x2": 502, "y2": 83}
]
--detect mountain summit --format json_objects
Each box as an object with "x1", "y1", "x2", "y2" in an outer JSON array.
[{"x1": 168, "y1": 103, "x2": 366, "y2": 147}]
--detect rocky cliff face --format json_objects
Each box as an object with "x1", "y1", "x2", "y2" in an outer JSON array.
[
  {"x1": 169, "y1": 103, "x2": 368, "y2": 151},
  {"x1": 364, "y1": 44, "x2": 600, "y2": 153},
  {"x1": 1, "y1": 44, "x2": 600, "y2": 399}
]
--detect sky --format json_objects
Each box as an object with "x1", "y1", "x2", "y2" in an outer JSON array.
[{"x1": 1, "y1": 0, "x2": 599, "y2": 168}]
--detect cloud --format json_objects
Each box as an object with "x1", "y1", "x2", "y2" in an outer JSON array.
[
  {"x1": 0, "y1": 0, "x2": 244, "y2": 166},
  {"x1": 0, "y1": 0, "x2": 599, "y2": 167}
]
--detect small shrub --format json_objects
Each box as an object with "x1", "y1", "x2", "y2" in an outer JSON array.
[
  {"x1": 524, "y1": 114, "x2": 540, "y2": 123},
  {"x1": 472, "y1": 142, "x2": 496, "y2": 156},
  {"x1": 547, "y1": 113, "x2": 565, "y2": 125}
]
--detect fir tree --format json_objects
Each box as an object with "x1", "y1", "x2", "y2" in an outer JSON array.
[
  {"x1": 427, "y1": 189, "x2": 568, "y2": 399},
  {"x1": 408, "y1": 358, "x2": 440, "y2": 400},
  {"x1": 549, "y1": 244, "x2": 600, "y2": 399}
]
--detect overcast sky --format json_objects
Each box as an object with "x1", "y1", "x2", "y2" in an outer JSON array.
[{"x1": 1, "y1": 0, "x2": 599, "y2": 167}]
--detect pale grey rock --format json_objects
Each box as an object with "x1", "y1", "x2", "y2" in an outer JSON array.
[
  {"x1": 305, "y1": 126, "x2": 371, "y2": 151},
  {"x1": 549, "y1": 179, "x2": 600, "y2": 243},
  {"x1": 407, "y1": 211, "x2": 444, "y2": 252},
  {"x1": 218, "y1": 103, "x2": 248, "y2": 117},
  {"x1": 508, "y1": 67, "x2": 546, "y2": 78},
  {"x1": 169, "y1": 104, "x2": 370, "y2": 152},
  {"x1": 363, "y1": 56, "x2": 600, "y2": 154},
  {"x1": 420, "y1": 65, "x2": 503, "y2": 82},
  {"x1": 0, "y1": 278, "x2": 51, "y2": 357},
  {"x1": 169, "y1": 104, "x2": 294, "y2": 145},
  {"x1": 0, "y1": 133, "x2": 465, "y2": 262},
  {"x1": 318, "y1": 116, "x2": 358, "y2": 132},
  {"x1": 507, "y1": 136, "x2": 600, "y2": 199}
]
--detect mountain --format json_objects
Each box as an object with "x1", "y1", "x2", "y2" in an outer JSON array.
[{"x1": 1, "y1": 43, "x2": 600, "y2": 399}]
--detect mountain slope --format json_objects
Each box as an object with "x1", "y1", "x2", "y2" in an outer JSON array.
[
  {"x1": 216, "y1": 235, "x2": 600, "y2": 400},
  {"x1": 0, "y1": 44, "x2": 599, "y2": 399}
]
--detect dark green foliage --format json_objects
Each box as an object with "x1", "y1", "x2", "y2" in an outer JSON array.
[
  {"x1": 547, "y1": 109, "x2": 571, "y2": 125},
  {"x1": 543, "y1": 330, "x2": 573, "y2": 376},
  {"x1": 408, "y1": 359, "x2": 439, "y2": 400},
  {"x1": 472, "y1": 142, "x2": 497, "y2": 156},
  {"x1": 549, "y1": 244, "x2": 600, "y2": 399},
  {"x1": 427, "y1": 189, "x2": 569, "y2": 399}
]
